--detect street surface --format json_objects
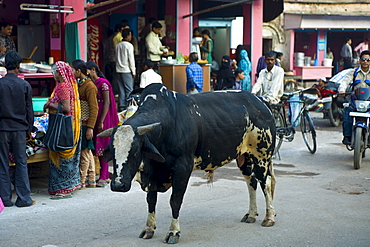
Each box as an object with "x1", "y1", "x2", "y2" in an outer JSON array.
[{"x1": 1, "y1": 112, "x2": 370, "y2": 247}]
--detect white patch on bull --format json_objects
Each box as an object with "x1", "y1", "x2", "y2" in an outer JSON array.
[
  {"x1": 142, "y1": 94, "x2": 157, "y2": 103},
  {"x1": 146, "y1": 212, "x2": 157, "y2": 229},
  {"x1": 192, "y1": 104, "x2": 201, "y2": 116},
  {"x1": 169, "y1": 218, "x2": 180, "y2": 232},
  {"x1": 226, "y1": 89, "x2": 242, "y2": 93},
  {"x1": 235, "y1": 116, "x2": 273, "y2": 177},
  {"x1": 213, "y1": 90, "x2": 228, "y2": 93},
  {"x1": 193, "y1": 156, "x2": 203, "y2": 170},
  {"x1": 113, "y1": 125, "x2": 135, "y2": 180},
  {"x1": 172, "y1": 91, "x2": 177, "y2": 99},
  {"x1": 133, "y1": 162, "x2": 144, "y2": 184},
  {"x1": 159, "y1": 86, "x2": 167, "y2": 95}
]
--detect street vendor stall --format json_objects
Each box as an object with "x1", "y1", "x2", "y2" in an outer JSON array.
[
  {"x1": 158, "y1": 63, "x2": 211, "y2": 94},
  {"x1": 9, "y1": 113, "x2": 49, "y2": 166}
]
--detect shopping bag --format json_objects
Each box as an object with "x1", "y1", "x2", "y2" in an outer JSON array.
[
  {"x1": 44, "y1": 104, "x2": 74, "y2": 152},
  {"x1": 124, "y1": 98, "x2": 138, "y2": 120},
  {"x1": 289, "y1": 96, "x2": 303, "y2": 127},
  {"x1": 0, "y1": 197, "x2": 4, "y2": 213}
]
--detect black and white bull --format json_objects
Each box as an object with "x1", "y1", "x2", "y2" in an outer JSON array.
[{"x1": 98, "y1": 84, "x2": 276, "y2": 244}]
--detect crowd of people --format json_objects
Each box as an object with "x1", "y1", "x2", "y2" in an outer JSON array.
[{"x1": 0, "y1": 51, "x2": 120, "y2": 204}]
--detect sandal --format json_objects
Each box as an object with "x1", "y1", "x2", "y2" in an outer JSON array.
[
  {"x1": 96, "y1": 179, "x2": 109, "y2": 187},
  {"x1": 75, "y1": 183, "x2": 86, "y2": 190},
  {"x1": 50, "y1": 193, "x2": 73, "y2": 200},
  {"x1": 86, "y1": 181, "x2": 96, "y2": 188}
]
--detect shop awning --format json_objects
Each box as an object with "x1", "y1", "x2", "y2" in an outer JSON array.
[{"x1": 285, "y1": 14, "x2": 370, "y2": 30}]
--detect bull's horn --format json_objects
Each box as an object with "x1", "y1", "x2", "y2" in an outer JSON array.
[
  {"x1": 97, "y1": 127, "x2": 114, "y2": 137},
  {"x1": 137, "y1": 122, "x2": 161, "y2": 136}
]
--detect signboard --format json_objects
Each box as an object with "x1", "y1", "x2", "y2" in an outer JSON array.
[
  {"x1": 87, "y1": 18, "x2": 102, "y2": 68},
  {"x1": 318, "y1": 38, "x2": 325, "y2": 51}
]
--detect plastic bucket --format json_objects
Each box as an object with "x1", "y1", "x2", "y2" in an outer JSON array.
[
  {"x1": 323, "y1": 59, "x2": 332, "y2": 66},
  {"x1": 32, "y1": 97, "x2": 49, "y2": 112}
]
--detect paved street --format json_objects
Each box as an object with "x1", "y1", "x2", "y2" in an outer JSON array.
[{"x1": 1, "y1": 112, "x2": 370, "y2": 247}]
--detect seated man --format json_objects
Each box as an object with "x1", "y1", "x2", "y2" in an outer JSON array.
[
  {"x1": 338, "y1": 50, "x2": 370, "y2": 145},
  {"x1": 251, "y1": 51, "x2": 284, "y2": 104},
  {"x1": 186, "y1": 52, "x2": 203, "y2": 94},
  {"x1": 140, "y1": 60, "x2": 162, "y2": 88},
  {"x1": 233, "y1": 68, "x2": 244, "y2": 90}
]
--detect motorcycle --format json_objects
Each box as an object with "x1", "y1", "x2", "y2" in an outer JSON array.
[
  {"x1": 347, "y1": 87, "x2": 370, "y2": 169},
  {"x1": 318, "y1": 81, "x2": 345, "y2": 127}
]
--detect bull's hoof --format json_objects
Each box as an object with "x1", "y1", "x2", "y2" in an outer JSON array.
[
  {"x1": 164, "y1": 231, "x2": 180, "y2": 244},
  {"x1": 139, "y1": 228, "x2": 155, "y2": 239},
  {"x1": 261, "y1": 218, "x2": 275, "y2": 227},
  {"x1": 241, "y1": 214, "x2": 256, "y2": 223}
]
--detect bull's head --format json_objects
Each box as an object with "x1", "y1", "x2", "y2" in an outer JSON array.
[{"x1": 98, "y1": 123, "x2": 165, "y2": 192}]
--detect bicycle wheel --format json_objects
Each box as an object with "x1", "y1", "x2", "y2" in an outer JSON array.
[
  {"x1": 272, "y1": 108, "x2": 286, "y2": 155},
  {"x1": 353, "y1": 127, "x2": 364, "y2": 170},
  {"x1": 300, "y1": 111, "x2": 317, "y2": 154}
]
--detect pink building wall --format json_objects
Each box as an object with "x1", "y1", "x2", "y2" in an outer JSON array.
[{"x1": 64, "y1": 0, "x2": 86, "y2": 60}]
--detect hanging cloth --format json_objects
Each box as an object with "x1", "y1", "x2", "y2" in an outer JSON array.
[{"x1": 65, "y1": 22, "x2": 81, "y2": 63}]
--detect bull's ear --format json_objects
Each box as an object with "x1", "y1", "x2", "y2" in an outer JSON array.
[
  {"x1": 143, "y1": 138, "x2": 165, "y2": 163},
  {"x1": 103, "y1": 148, "x2": 113, "y2": 163}
]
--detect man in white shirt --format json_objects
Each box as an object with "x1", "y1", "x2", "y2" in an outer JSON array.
[
  {"x1": 251, "y1": 51, "x2": 284, "y2": 104},
  {"x1": 140, "y1": 60, "x2": 162, "y2": 88},
  {"x1": 116, "y1": 29, "x2": 136, "y2": 111},
  {"x1": 145, "y1": 22, "x2": 167, "y2": 65}
]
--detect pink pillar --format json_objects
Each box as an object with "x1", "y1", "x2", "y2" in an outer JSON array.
[
  {"x1": 290, "y1": 30, "x2": 295, "y2": 72},
  {"x1": 177, "y1": 0, "x2": 191, "y2": 55},
  {"x1": 249, "y1": 0, "x2": 263, "y2": 85},
  {"x1": 318, "y1": 30, "x2": 325, "y2": 65},
  {"x1": 64, "y1": 0, "x2": 86, "y2": 60}
]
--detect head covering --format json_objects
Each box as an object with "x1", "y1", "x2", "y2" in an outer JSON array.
[
  {"x1": 216, "y1": 55, "x2": 235, "y2": 90},
  {"x1": 220, "y1": 55, "x2": 231, "y2": 69},
  {"x1": 238, "y1": 50, "x2": 252, "y2": 91},
  {"x1": 49, "y1": 61, "x2": 81, "y2": 167},
  {"x1": 320, "y1": 77, "x2": 326, "y2": 82}
]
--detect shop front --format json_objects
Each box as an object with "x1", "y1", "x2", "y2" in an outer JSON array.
[{"x1": 285, "y1": 13, "x2": 370, "y2": 80}]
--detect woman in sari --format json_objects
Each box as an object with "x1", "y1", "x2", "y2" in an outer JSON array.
[
  {"x1": 44, "y1": 61, "x2": 81, "y2": 199},
  {"x1": 238, "y1": 49, "x2": 252, "y2": 91},
  {"x1": 86, "y1": 61, "x2": 118, "y2": 187}
]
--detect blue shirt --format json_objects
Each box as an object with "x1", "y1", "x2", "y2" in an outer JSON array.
[{"x1": 186, "y1": 62, "x2": 203, "y2": 92}]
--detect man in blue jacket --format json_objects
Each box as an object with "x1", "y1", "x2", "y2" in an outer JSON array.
[{"x1": 0, "y1": 51, "x2": 35, "y2": 207}]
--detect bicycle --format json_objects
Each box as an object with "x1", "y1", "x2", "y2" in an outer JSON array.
[{"x1": 271, "y1": 86, "x2": 318, "y2": 156}]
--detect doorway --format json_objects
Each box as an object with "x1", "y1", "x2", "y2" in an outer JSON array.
[{"x1": 263, "y1": 38, "x2": 272, "y2": 56}]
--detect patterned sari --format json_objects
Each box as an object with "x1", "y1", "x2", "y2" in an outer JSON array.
[{"x1": 48, "y1": 61, "x2": 82, "y2": 194}]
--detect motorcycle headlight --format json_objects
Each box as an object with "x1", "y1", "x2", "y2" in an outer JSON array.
[{"x1": 354, "y1": 100, "x2": 370, "y2": 112}]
